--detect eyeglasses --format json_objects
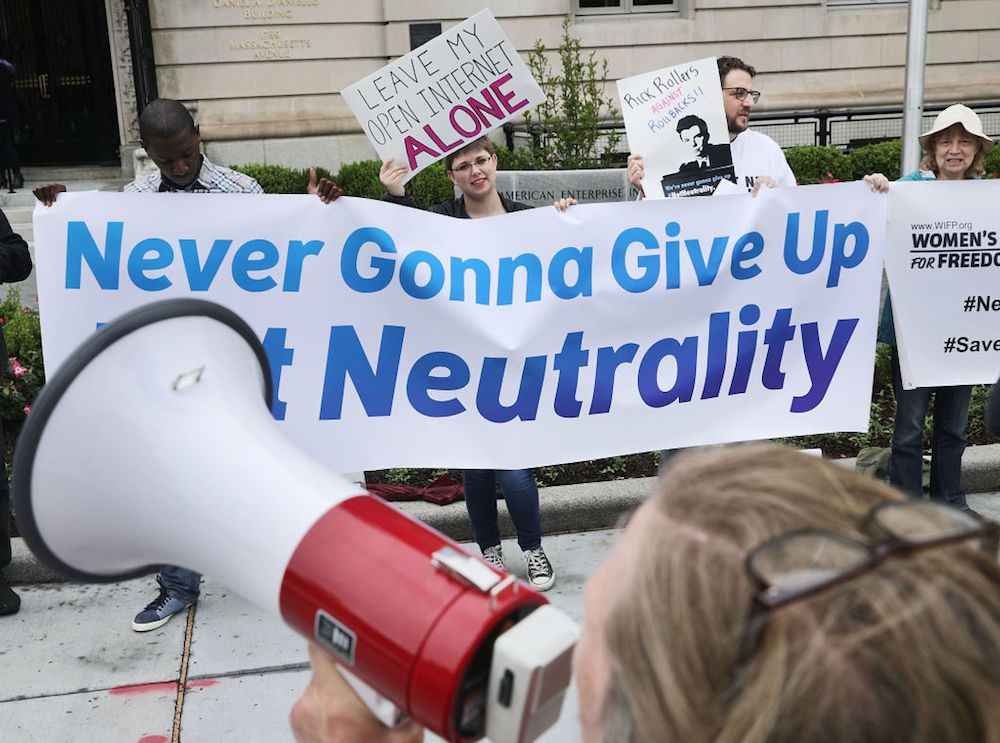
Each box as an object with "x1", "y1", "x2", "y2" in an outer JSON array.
[
  {"x1": 723, "y1": 87, "x2": 761, "y2": 104},
  {"x1": 732, "y1": 501, "x2": 998, "y2": 671},
  {"x1": 746, "y1": 501, "x2": 998, "y2": 610},
  {"x1": 449, "y1": 155, "x2": 493, "y2": 175}
]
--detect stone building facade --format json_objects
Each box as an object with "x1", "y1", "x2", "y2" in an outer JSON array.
[{"x1": 3, "y1": 0, "x2": 998, "y2": 173}]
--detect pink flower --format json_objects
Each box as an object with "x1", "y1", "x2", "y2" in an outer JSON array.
[
  {"x1": 10, "y1": 358, "x2": 26, "y2": 378},
  {"x1": 23, "y1": 404, "x2": 31, "y2": 417}
]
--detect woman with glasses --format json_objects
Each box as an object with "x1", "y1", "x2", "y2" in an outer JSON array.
[
  {"x1": 309, "y1": 137, "x2": 576, "y2": 591},
  {"x1": 865, "y1": 104, "x2": 995, "y2": 514},
  {"x1": 291, "y1": 444, "x2": 1000, "y2": 742},
  {"x1": 381, "y1": 136, "x2": 574, "y2": 592}
]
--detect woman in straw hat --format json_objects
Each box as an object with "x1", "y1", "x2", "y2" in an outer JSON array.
[{"x1": 864, "y1": 104, "x2": 994, "y2": 513}]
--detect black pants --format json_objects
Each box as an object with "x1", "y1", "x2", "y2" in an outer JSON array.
[
  {"x1": 0, "y1": 121, "x2": 18, "y2": 177},
  {"x1": 0, "y1": 418, "x2": 10, "y2": 570}
]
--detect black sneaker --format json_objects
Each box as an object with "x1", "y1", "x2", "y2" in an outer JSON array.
[
  {"x1": 0, "y1": 578, "x2": 20, "y2": 616},
  {"x1": 132, "y1": 588, "x2": 192, "y2": 632},
  {"x1": 523, "y1": 548, "x2": 555, "y2": 591}
]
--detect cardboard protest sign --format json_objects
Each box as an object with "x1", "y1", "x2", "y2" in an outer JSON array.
[
  {"x1": 885, "y1": 180, "x2": 1000, "y2": 388},
  {"x1": 617, "y1": 57, "x2": 735, "y2": 199},
  {"x1": 341, "y1": 9, "x2": 544, "y2": 181}
]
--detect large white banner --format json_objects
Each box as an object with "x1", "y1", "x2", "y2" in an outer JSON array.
[
  {"x1": 33, "y1": 183, "x2": 884, "y2": 471},
  {"x1": 886, "y1": 180, "x2": 1000, "y2": 389},
  {"x1": 341, "y1": 9, "x2": 544, "y2": 181}
]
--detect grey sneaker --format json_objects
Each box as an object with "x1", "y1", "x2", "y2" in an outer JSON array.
[
  {"x1": 481, "y1": 544, "x2": 506, "y2": 571},
  {"x1": 524, "y1": 548, "x2": 555, "y2": 591},
  {"x1": 132, "y1": 589, "x2": 192, "y2": 632}
]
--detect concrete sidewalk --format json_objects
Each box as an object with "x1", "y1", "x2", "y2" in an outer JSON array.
[
  {"x1": 1, "y1": 529, "x2": 613, "y2": 743},
  {"x1": 8, "y1": 443, "x2": 1000, "y2": 586},
  {"x1": 4, "y1": 493, "x2": 999, "y2": 743}
]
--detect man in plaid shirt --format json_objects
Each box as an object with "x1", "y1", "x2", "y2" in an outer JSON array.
[
  {"x1": 35, "y1": 98, "x2": 262, "y2": 203},
  {"x1": 34, "y1": 99, "x2": 262, "y2": 631}
]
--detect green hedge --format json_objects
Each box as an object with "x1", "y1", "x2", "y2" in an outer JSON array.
[
  {"x1": 846, "y1": 140, "x2": 903, "y2": 181},
  {"x1": 236, "y1": 164, "x2": 333, "y2": 195},
  {"x1": 333, "y1": 160, "x2": 383, "y2": 200},
  {"x1": 238, "y1": 159, "x2": 456, "y2": 207},
  {"x1": 241, "y1": 135, "x2": 1000, "y2": 198},
  {"x1": 784, "y1": 146, "x2": 854, "y2": 184},
  {"x1": 984, "y1": 145, "x2": 1000, "y2": 177}
]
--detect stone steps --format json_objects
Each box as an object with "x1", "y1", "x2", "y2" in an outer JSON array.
[{"x1": 1, "y1": 167, "x2": 130, "y2": 310}]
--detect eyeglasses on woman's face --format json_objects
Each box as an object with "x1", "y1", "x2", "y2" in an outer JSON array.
[{"x1": 449, "y1": 154, "x2": 494, "y2": 175}]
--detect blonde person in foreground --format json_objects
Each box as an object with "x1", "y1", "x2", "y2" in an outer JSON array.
[
  {"x1": 865, "y1": 104, "x2": 993, "y2": 517},
  {"x1": 290, "y1": 443, "x2": 1000, "y2": 743}
]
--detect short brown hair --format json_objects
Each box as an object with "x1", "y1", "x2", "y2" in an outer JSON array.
[
  {"x1": 602, "y1": 444, "x2": 1000, "y2": 743},
  {"x1": 444, "y1": 136, "x2": 496, "y2": 170},
  {"x1": 717, "y1": 56, "x2": 756, "y2": 82}
]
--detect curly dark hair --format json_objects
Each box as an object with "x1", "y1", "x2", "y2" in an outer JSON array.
[{"x1": 717, "y1": 56, "x2": 756, "y2": 82}]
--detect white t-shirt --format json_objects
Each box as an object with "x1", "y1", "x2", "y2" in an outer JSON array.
[{"x1": 729, "y1": 129, "x2": 797, "y2": 192}]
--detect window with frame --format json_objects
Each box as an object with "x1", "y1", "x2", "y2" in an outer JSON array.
[{"x1": 576, "y1": 0, "x2": 678, "y2": 15}]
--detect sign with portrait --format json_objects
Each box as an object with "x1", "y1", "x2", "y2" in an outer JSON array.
[{"x1": 617, "y1": 57, "x2": 736, "y2": 198}]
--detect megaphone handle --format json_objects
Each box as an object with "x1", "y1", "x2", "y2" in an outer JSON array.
[{"x1": 338, "y1": 665, "x2": 410, "y2": 729}]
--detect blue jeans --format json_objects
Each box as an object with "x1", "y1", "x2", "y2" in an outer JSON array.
[
  {"x1": 463, "y1": 469, "x2": 542, "y2": 552},
  {"x1": 889, "y1": 349, "x2": 971, "y2": 508},
  {"x1": 159, "y1": 565, "x2": 201, "y2": 603}
]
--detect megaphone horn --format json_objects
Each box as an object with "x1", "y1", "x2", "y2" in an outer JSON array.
[{"x1": 13, "y1": 299, "x2": 577, "y2": 743}]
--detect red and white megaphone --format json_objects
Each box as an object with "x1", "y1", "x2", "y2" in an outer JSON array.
[{"x1": 13, "y1": 299, "x2": 577, "y2": 743}]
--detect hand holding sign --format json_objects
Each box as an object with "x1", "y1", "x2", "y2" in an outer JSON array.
[
  {"x1": 341, "y1": 10, "x2": 544, "y2": 182},
  {"x1": 379, "y1": 159, "x2": 409, "y2": 198}
]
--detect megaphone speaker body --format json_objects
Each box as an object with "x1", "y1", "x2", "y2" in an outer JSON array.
[{"x1": 14, "y1": 300, "x2": 575, "y2": 742}]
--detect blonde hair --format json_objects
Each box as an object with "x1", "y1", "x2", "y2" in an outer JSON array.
[
  {"x1": 602, "y1": 444, "x2": 1000, "y2": 743},
  {"x1": 919, "y1": 125, "x2": 987, "y2": 178}
]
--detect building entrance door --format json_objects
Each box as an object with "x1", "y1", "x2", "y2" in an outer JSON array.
[{"x1": 0, "y1": 0, "x2": 119, "y2": 165}]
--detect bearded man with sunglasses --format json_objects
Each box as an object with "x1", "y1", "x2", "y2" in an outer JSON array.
[{"x1": 628, "y1": 55, "x2": 797, "y2": 197}]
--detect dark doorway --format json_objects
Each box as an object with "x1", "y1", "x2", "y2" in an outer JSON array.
[{"x1": 0, "y1": 0, "x2": 119, "y2": 165}]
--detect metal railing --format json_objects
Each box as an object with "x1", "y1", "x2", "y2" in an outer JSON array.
[{"x1": 503, "y1": 100, "x2": 1000, "y2": 157}]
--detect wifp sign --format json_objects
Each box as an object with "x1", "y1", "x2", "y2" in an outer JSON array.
[
  {"x1": 33, "y1": 183, "x2": 884, "y2": 471},
  {"x1": 885, "y1": 180, "x2": 1000, "y2": 388},
  {"x1": 341, "y1": 9, "x2": 544, "y2": 181}
]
